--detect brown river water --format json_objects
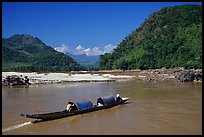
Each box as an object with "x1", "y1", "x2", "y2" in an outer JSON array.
[{"x1": 2, "y1": 80, "x2": 202, "y2": 135}]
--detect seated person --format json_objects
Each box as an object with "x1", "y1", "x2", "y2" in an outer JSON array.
[
  {"x1": 116, "y1": 93, "x2": 122, "y2": 102},
  {"x1": 66, "y1": 101, "x2": 78, "y2": 112},
  {"x1": 97, "y1": 102, "x2": 103, "y2": 106}
]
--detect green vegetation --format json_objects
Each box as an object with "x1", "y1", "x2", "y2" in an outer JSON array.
[
  {"x1": 2, "y1": 34, "x2": 86, "y2": 72},
  {"x1": 100, "y1": 4, "x2": 202, "y2": 70}
]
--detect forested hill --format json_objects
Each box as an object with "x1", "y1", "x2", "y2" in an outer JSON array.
[
  {"x1": 2, "y1": 34, "x2": 86, "y2": 72},
  {"x1": 100, "y1": 4, "x2": 202, "y2": 70}
]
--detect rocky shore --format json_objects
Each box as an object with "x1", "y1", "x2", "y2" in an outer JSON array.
[
  {"x1": 98, "y1": 68, "x2": 202, "y2": 83},
  {"x1": 2, "y1": 68, "x2": 202, "y2": 86},
  {"x1": 69, "y1": 68, "x2": 202, "y2": 83},
  {"x1": 2, "y1": 75, "x2": 30, "y2": 86},
  {"x1": 138, "y1": 68, "x2": 202, "y2": 83}
]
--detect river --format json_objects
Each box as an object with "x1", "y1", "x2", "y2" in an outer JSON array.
[{"x1": 2, "y1": 80, "x2": 202, "y2": 135}]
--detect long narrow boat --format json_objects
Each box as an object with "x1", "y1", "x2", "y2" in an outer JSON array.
[{"x1": 20, "y1": 96, "x2": 129, "y2": 123}]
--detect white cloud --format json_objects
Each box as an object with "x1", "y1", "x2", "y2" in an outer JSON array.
[
  {"x1": 103, "y1": 44, "x2": 116, "y2": 54},
  {"x1": 54, "y1": 44, "x2": 69, "y2": 53},
  {"x1": 84, "y1": 48, "x2": 91, "y2": 53},
  {"x1": 73, "y1": 45, "x2": 86, "y2": 55},
  {"x1": 55, "y1": 43, "x2": 117, "y2": 56},
  {"x1": 76, "y1": 45, "x2": 85, "y2": 50},
  {"x1": 72, "y1": 44, "x2": 115, "y2": 56},
  {"x1": 86, "y1": 47, "x2": 104, "y2": 56}
]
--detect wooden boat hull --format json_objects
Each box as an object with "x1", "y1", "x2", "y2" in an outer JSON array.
[{"x1": 20, "y1": 98, "x2": 129, "y2": 122}]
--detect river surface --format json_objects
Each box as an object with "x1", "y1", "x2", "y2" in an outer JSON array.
[{"x1": 2, "y1": 80, "x2": 202, "y2": 135}]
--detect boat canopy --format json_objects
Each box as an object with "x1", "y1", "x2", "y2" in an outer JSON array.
[
  {"x1": 97, "y1": 95, "x2": 116, "y2": 106},
  {"x1": 76, "y1": 100, "x2": 94, "y2": 111}
]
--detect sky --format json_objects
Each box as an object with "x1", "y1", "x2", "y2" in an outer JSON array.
[{"x1": 2, "y1": 2, "x2": 202, "y2": 56}]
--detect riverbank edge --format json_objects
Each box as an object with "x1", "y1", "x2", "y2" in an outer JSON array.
[
  {"x1": 2, "y1": 68, "x2": 202, "y2": 85},
  {"x1": 2, "y1": 72, "x2": 133, "y2": 85}
]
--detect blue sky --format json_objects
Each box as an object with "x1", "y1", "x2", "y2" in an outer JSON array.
[{"x1": 2, "y1": 2, "x2": 202, "y2": 56}]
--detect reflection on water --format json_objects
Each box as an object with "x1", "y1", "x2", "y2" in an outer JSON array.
[{"x1": 2, "y1": 80, "x2": 202, "y2": 135}]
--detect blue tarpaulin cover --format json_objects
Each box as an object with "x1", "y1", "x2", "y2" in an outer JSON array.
[
  {"x1": 76, "y1": 100, "x2": 94, "y2": 110},
  {"x1": 97, "y1": 95, "x2": 116, "y2": 106}
]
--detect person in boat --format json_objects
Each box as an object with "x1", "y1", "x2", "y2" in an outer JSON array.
[
  {"x1": 66, "y1": 101, "x2": 78, "y2": 112},
  {"x1": 116, "y1": 93, "x2": 122, "y2": 102},
  {"x1": 97, "y1": 102, "x2": 103, "y2": 106}
]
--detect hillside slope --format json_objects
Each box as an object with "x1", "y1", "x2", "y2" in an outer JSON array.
[
  {"x1": 2, "y1": 34, "x2": 85, "y2": 72},
  {"x1": 100, "y1": 4, "x2": 202, "y2": 70}
]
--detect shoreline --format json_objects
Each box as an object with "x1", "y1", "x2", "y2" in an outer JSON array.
[
  {"x1": 2, "y1": 72, "x2": 134, "y2": 85},
  {"x1": 2, "y1": 68, "x2": 202, "y2": 85}
]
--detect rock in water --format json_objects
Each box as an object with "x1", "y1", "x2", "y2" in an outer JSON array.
[{"x1": 2, "y1": 75, "x2": 31, "y2": 86}]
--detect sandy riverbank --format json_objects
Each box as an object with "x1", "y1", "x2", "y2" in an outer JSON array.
[{"x1": 2, "y1": 72, "x2": 135, "y2": 84}]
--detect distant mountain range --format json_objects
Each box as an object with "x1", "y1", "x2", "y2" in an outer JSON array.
[
  {"x1": 2, "y1": 34, "x2": 86, "y2": 72},
  {"x1": 67, "y1": 53, "x2": 100, "y2": 70}
]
